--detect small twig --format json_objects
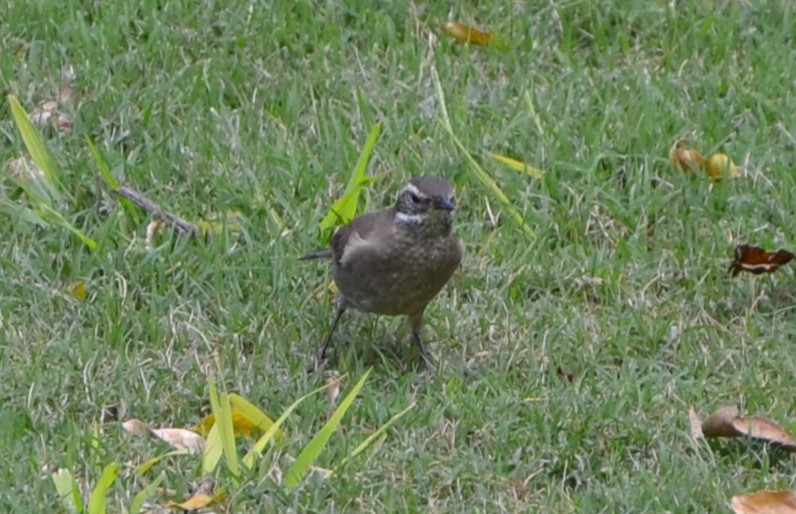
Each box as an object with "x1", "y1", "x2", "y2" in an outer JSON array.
[{"x1": 113, "y1": 185, "x2": 199, "y2": 236}]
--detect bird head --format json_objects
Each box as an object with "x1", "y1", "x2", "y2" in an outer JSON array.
[{"x1": 394, "y1": 176, "x2": 457, "y2": 237}]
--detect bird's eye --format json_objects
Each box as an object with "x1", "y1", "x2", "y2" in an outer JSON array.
[{"x1": 409, "y1": 192, "x2": 420, "y2": 203}]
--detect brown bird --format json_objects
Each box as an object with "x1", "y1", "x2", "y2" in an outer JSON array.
[{"x1": 302, "y1": 176, "x2": 463, "y2": 369}]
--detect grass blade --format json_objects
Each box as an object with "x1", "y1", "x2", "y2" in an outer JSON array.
[
  {"x1": 38, "y1": 204, "x2": 98, "y2": 249},
  {"x1": 0, "y1": 198, "x2": 48, "y2": 227},
  {"x1": 202, "y1": 423, "x2": 223, "y2": 474},
  {"x1": 130, "y1": 471, "x2": 165, "y2": 514},
  {"x1": 7, "y1": 94, "x2": 63, "y2": 203},
  {"x1": 318, "y1": 122, "x2": 381, "y2": 244},
  {"x1": 242, "y1": 383, "x2": 329, "y2": 470},
  {"x1": 284, "y1": 369, "x2": 371, "y2": 489},
  {"x1": 207, "y1": 378, "x2": 239, "y2": 476},
  {"x1": 86, "y1": 137, "x2": 120, "y2": 190},
  {"x1": 341, "y1": 401, "x2": 415, "y2": 466},
  {"x1": 431, "y1": 67, "x2": 536, "y2": 240},
  {"x1": 229, "y1": 393, "x2": 287, "y2": 446},
  {"x1": 87, "y1": 462, "x2": 120, "y2": 514}
]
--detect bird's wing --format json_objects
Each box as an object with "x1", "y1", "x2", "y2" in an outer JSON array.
[{"x1": 330, "y1": 210, "x2": 391, "y2": 266}]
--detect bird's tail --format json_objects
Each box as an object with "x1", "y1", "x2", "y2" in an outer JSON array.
[{"x1": 300, "y1": 248, "x2": 333, "y2": 260}]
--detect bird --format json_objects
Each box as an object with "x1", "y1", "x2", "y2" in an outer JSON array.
[{"x1": 301, "y1": 175, "x2": 463, "y2": 370}]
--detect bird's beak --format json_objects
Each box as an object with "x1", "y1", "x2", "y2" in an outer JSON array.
[{"x1": 435, "y1": 197, "x2": 456, "y2": 211}]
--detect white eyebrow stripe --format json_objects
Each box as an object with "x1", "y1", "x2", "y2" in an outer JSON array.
[
  {"x1": 402, "y1": 182, "x2": 423, "y2": 196},
  {"x1": 395, "y1": 212, "x2": 425, "y2": 224}
]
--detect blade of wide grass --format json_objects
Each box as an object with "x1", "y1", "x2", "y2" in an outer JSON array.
[
  {"x1": 229, "y1": 393, "x2": 287, "y2": 446},
  {"x1": 283, "y1": 369, "x2": 371, "y2": 489},
  {"x1": 202, "y1": 423, "x2": 223, "y2": 475},
  {"x1": 52, "y1": 468, "x2": 82, "y2": 513},
  {"x1": 318, "y1": 122, "x2": 381, "y2": 244},
  {"x1": 431, "y1": 67, "x2": 536, "y2": 240},
  {"x1": 207, "y1": 378, "x2": 239, "y2": 476},
  {"x1": 0, "y1": 198, "x2": 48, "y2": 227},
  {"x1": 242, "y1": 382, "x2": 330, "y2": 470},
  {"x1": 86, "y1": 138, "x2": 119, "y2": 190},
  {"x1": 7, "y1": 94, "x2": 63, "y2": 202},
  {"x1": 87, "y1": 463, "x2": 120, "y2": 514},
  {"x1": 6, "y1": 95, "x2": 97, "y2": 248}
]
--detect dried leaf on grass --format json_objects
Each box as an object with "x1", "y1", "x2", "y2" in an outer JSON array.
[
  {"x1": 167, "y1": 476, "x2": 225, "y2": 512},
  {"x1": 731, "y1": 490, "x2": 796, "y2": 514},
  {"x1": 668, "y1": 139, "x2": 739, "y2": 180},
  {"x1": 122, "y1": 419, "x2": 204, "y2": 453},
  {"x1": 689, "y1": 405, "x2": 796, "y2": 451},
  {"x1": 194, "y1": 409, "x2": 259, "y2": 439},
  {"x1": 669, "y1": 140, "x2": 704, "y2": 173}
]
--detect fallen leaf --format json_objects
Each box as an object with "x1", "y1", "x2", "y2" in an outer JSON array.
[
  {"x1": 69, "y1": 281, "x2": 86, "y2": 300},
  {"x1": 731, "y1": 490, "x2": 796, "y2": 514},
  {"x1": 729, "y1": 244, "x2": 795, "y2": 277},
  {"x1": 491, "y1": 153, "x2": 545, "y2": 178},
  {"x1": 688, "y1": 405, "x2": 704, "y2": 441},
  {"x1": 194, "y1": 409, "x2": 258, "y2": 438},
  {"x1": 150, "y1": 428, "x2": 204, "y2": 452},
  {"x1": 122, "y1": 419, "x2": 150, "y2": 436},
  {"x1": 704, "y1": 152, "x2": 739, "y2": 180},
  {"x1": 167, "y1": 476, "x2": 225, "y2": 511},
  {"x1": 439, "y1": 21, "x2": 503, "y2": 48},
  {"x1": 669, "y1": 140, "x2": 704, "y2": 173},
  {"x1": 698, "y1": 406, "x2": 796, "y2": 451},
  {"x1": 123, "y1": 419, "x2": 204, "y2": 452},
  {"x1": 701, "y1": 405, "x2": 742, "y2": 438},
  {"x1": 733, "y1": 416, "x2": 796, "y2": 451}
]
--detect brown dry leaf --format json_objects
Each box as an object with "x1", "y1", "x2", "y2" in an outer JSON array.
[
  {"x1": 669, "y1": 140, "x2": 704, "y2": 173},
  {"x1": 324, "y1": 371, "x2": 344, "y2": 427},
  {"x1": 732, "y1": 417, "x2": 796, "y2": 451},
  {"x1": 698, "y1": 406, "x2": 796, "y2": 451},
  {"x1": 122, "y1": 418, "x2": 150, "y2": 436},
  {"x1": 194, "y1": 409, "x2": 258, "y2": 438},
  {"x1": 731, "y1": 490, "x2": 796, "y2": 514},
  {"x1": 701, "y1": 405, "x2": 742, "y2": 438},
  {"x1": 688, "y1": 405, "x2": 704, "y2": 441}
]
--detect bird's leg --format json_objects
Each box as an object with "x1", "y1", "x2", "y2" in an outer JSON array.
[
  {"x1": 408, "y1": 311, "x2": 435, "y2": 371},
  {"x1": 312, "y1": 299, "x2": 347, "y2": 368}
]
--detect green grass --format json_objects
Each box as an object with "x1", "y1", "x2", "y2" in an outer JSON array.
[{"x1": 3, "y1": 0, "x2": 796, "y2": 511}]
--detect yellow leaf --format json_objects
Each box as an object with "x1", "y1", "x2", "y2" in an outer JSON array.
[
  {"x1": 490, "y1": 153, "x2": 545, "y2": 178},
  {"x1": 167, "y1": 492, "x2": 226, "y2": 511},
  {"x1": 70, "y1": 281, "x2": 87, "y2": 300},
  {"x1": 194, "y1": 409, "x2": 258, "y2": 438},
  {"x1": 704, "y1": 152, "x2": 739, "y2": 180}
]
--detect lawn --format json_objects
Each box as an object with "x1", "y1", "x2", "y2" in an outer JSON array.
[{"x1": 3, "y1": 0, "x2": 796, "y2": 511}]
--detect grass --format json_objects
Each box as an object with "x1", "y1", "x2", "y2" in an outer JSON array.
[{"x1": 3, "y1": 0, "x2": 796, "y2": 511}]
